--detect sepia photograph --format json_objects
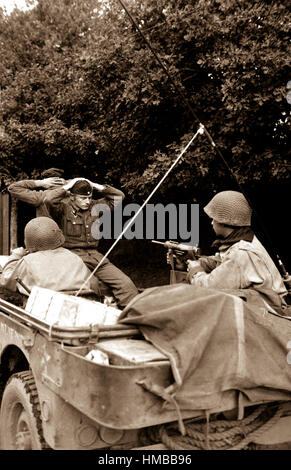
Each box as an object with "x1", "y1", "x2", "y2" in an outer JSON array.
[{"x1": 0, "y1": 0, "x2": 290, "y2": 457}]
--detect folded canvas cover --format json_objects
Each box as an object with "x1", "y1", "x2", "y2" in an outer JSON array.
[{"x1": 120, "y1": 284, "x2": 291, "y2": 411}]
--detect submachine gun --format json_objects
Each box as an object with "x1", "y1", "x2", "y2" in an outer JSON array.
[{"x1": 152, "y1": 240, "x2": 201, "y2": 284}]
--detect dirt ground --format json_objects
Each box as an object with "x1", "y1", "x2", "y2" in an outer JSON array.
[
  {"x1": 121, "y1": 262, "x2": 170, "y2": 289},
  {"x1": 102, "y1": 239, "x2": 173, "y2": 290}
]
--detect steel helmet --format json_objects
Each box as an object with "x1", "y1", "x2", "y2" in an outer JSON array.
[
  {"x1": 24, "y1": 217, "x2": 65, "y2": 252},
  {"x1": 204, "y1": 191, "x2": 252, "y2": 226}
]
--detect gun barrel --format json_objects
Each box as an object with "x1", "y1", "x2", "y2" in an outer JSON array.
[
  {"x1": 152, "y1": 240, "x2": 198, "y2": 252},
  {"x1": 176, "y1": 243, "x2": 198, "y2": 251}
]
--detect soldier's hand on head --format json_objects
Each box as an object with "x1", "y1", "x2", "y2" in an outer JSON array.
[
  {"x1": 37, "y1": 177, "x2": 66, "y2": 189},
  {"x1": 63, "y1": 177, "x2": 88, "y2": 191},
  {"x1": 90, "y1": 181, "x2": 105, "y2": 191}
]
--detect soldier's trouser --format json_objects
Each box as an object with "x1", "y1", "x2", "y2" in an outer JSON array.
[{"x1": 71, "y1": 248, "x2": 139, "y2": 308}]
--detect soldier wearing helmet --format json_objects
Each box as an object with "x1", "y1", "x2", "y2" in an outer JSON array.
[
  {"x1": 187, "y1": 190, "x2": 287, "y2": 313},
  {"x1": 0, "y1": 217, "x2": 99, "y2": 295}
]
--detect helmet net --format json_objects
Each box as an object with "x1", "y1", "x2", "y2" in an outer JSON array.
[
  {"x1": 204, "y1": 191, "x2": 252, "y2": 226},
  {"x1": 24, "y1": 217, "x2": 65, "y2": 252}
]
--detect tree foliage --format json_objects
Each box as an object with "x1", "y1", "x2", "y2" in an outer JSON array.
[{"x1": 0, "y1": 0, "x2": 290, "y2": 198}]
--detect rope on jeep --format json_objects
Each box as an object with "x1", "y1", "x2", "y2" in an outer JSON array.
[{"x1": 140, "y1": 402, "x2": 290, "y2": 450}]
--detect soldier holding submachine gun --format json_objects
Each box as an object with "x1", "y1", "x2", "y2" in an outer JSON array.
[
  {"x1": 152, "y1": 240, "x2": 200, "y2": 273},
  {"x1": 153, "y1": 191, "x2": 289, "y2": 315}
]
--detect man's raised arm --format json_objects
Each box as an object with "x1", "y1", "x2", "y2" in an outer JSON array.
[
  {"x1": 8, "y1": 177, "x2": 65, "y2": 207},
  {"x1": 90, "y1": 181, "x2": 125, "y2": 210}
]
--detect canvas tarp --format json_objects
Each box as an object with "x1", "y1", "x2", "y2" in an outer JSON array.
[{"x1": 119, "y1": 284, "x2": 291, "y2": 411}]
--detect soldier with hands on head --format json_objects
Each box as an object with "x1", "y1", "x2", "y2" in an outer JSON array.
[
  {"x1": 44, "y1": 177, "x2": 139, "y2": 309},
  {"x1": 8, "y1": 168, "x2": 66, "y2": 217}
]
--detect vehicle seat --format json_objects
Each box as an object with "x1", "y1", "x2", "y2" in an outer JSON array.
[{"x1": 0, "y1": 286, "x2": 26, "y2": 307}]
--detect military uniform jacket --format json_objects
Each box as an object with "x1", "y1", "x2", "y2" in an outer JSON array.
[{"x1": 44, "y1": 185, "x2": 124, "y2": 249}]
